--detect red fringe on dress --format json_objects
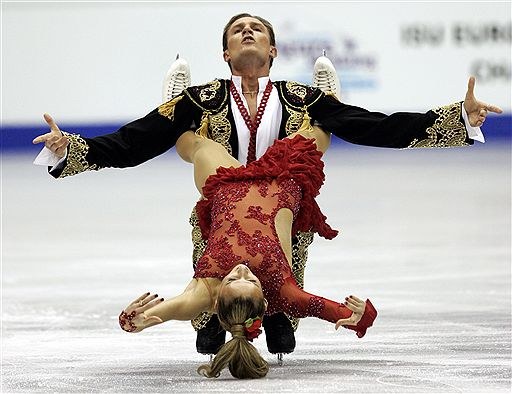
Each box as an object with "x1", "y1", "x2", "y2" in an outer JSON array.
[{"x1": 196, "y1": 135, "x2": 338, "y2": 240}]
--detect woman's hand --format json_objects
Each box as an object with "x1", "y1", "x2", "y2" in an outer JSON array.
[
  {"x1": 335, "y1": 295, "x2": 366, "y2": 330},
  {"x1": 119, "y1": 292, "x2": 164, "y2": 333}
]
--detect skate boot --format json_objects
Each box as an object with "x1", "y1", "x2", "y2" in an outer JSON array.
[
  {"x1": 312, "y1": 51, "x2": 341, "y2": 100},
  {"x1": 263, "y1": 312, "x2": 296, "y2": 366},
  {"x1": 196, "y1": 314, "x2": 226, "y2": 356},
  {"x1": 162, "y1": 53, "x2": 191, "y2": 102}
]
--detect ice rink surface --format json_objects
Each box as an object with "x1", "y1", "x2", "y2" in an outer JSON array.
[{"x1": 2, "y1": 144, "x2": 511, "y2": 393}]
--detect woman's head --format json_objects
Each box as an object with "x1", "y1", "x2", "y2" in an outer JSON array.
[
  {"x1": 218, "y1": 264, "x2": 266, "y2": 303},
  {"x1": 198, "y1": 264, "x2": 268, "y2": 379}
]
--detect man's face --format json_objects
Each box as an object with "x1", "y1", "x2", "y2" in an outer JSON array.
[{"x1": 223, "y1": 17, "x2": 277, "y2": 70}]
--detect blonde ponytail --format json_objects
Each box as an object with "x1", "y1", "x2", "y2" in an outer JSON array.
[{"x1": 197, "y1": 296, "x2": 268, "y2": 379}]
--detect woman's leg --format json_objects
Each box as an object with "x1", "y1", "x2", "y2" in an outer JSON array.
[{"x1": 176, "y1": 131, "x2": 242, "y2": 195}]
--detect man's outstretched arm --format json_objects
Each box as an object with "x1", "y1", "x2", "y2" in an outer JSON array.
[
  {"x1": 33, "y1": 93, "x2": 197, "y2": 178},
  {"x1": 309, "y1": 77, "x2": 502, "y2": 149}
]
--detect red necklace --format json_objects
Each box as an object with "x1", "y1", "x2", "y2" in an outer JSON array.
[{"x1": 230, "y1": 79, "x2": 273, "y2": 163}]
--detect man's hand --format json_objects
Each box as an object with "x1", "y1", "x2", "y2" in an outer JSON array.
[
  {"x1": 463, "y1": 76, "x2": 503, "y2": 127},
  {"x1": 32, "y1": 114, "x2": 69, "y2": 158},
  {"x1": 119, "y1": 292, "x2": 164, "y2": 333}
]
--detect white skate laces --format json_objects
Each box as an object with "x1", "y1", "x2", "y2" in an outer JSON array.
[
  {"x1": 312, "y1": 53, "x2": 341, "y2": 100},
  {"x1": 162, "y1": 54, "x2": 191, "y2": 102}
]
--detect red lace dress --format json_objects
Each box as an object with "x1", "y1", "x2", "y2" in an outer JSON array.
[{"x1": 194, "y1": 135, "x2": 367, "y2": 331}]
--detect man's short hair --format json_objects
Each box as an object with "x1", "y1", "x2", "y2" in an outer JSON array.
[{"x1": 222, "y1": 13, "x2": 276, "y2": 68}]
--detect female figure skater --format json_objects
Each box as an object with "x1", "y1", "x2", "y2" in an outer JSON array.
[{"x1": 118, "y1": 126, "x2": 377, "y2": 379}]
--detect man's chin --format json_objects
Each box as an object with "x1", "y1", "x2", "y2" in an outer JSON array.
[{"x1": 234, "y1": 51, "x2": 267, "y2": 67}]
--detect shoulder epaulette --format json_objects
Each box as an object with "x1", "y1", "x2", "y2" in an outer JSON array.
[
  {"x1": 276, "y1": 81, "x2": 323, "y2": 110},
  {"x1": 184, "y1": 79, "x2": 229, "y2": 113}
]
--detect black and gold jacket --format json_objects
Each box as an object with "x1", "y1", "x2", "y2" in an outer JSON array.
[{"x1": 49, "y1": 79, "x2": 472, "y2": 179}]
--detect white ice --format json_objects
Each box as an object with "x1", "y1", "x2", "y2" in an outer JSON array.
[{"x1": 2, "y1": 145, "x2": 510, "y2": 393}]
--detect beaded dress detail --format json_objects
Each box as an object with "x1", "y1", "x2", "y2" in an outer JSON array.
[{"x1": 193, "y1": 135, "x2": 376, "y2": 331}]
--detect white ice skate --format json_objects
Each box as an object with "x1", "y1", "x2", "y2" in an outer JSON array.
[
  {"x1": 312, "y1": 51, "x2": 341, "y2": 100},
  {"x1": 162, "y1": 54, "x2": 191, "y2": 102}
]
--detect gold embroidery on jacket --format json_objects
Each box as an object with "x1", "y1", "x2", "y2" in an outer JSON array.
[
  {"x1": 291, "y1": 231, "x2": 314, "y2": 289},
  {"x1": 190, "y1": 207, "x2": 207, "y2": 267},
  {"x1": 199, "y1": 80, "x2": 221, "y2": 102},
  {"x1": 286, "y1": 230, "x2": 314, "y2": 330},
  {"x1": 209, "y1": 106, "x2": 232, "y2": 154},
  {"x1": 190, "y1": 207, "x2": 212, "y2": 331},
  {"x1": 192, "y1": 311, "x2": 214, "y2": 331},
  {"x1": 59, "y1": 133, "x2": 98, "y2": 178},
  {"x1": 195, "y1": 112, "x2": 211, "y2": 138},
  {"x1": 184, "y1": 80, "x2": 228, "y2": 113},
  {"x1": 286, "y1": 81, "x2": 307, "y2": 101},
  {"x1": 407, "y1": 102, "x2": 469, "y2": 148},
  {"x1": 284, "y1": 105, "x2": 305, "y2": 135},
  {"x1": 280, "y1": 81, "x2": 323, "y2": 109},
  {"x1": 157, "y1": 95, "x2": 183, "y2": 121}
]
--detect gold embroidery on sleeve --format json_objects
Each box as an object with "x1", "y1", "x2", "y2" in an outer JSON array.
[
  {"x1": 58, "y1": 133, "x2": 99, "y2": 178},
  {"x1": 158, "y1": 95, "x2": 184, "y2": 121},
  {"x1": 407, "y1": 102, "x2": 469, "y2": 148}
]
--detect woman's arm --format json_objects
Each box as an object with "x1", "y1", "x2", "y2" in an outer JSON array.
[
  {"x1": 278, "y1": 277, "x2": 376, "y2": 338},
  {"x1": 119, "y1": 278, "x2": 215, "y2": 333}
]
